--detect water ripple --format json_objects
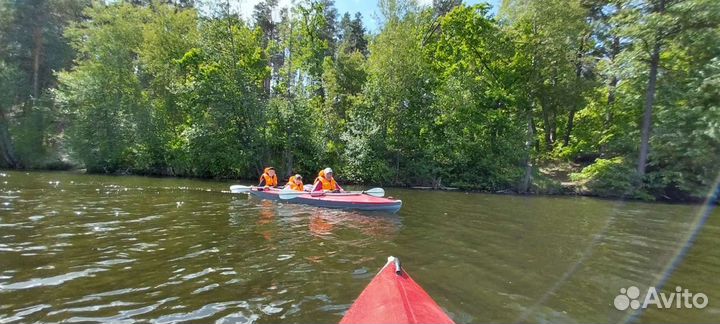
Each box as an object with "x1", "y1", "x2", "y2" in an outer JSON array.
[
  {"x1": 0, "y1": 171, "x2": 716, "y2": 324},
  {"x1": 0, "y1": 268, "x2": 107, "y2": 291}
]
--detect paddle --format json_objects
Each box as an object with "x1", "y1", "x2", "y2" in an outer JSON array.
[
  {"x1": 230, "y1": 185, "x2": 252, "y2": 193},
  {"x1": 278, "y1": 187, "x2": 385, "y2": 200},
  {"x1": 359, "y1": 187, "x2": 385, "y2": 197},
  {"x1": 229, "y1": 185, "x2": 284, "y2": 193},
  {"x1": 278, "y1": 188, "x2": 309, "y2": 200}
]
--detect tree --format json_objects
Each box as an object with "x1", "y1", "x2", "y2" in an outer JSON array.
[
  {"x1": 339, "y1": 12, "x2": 368, "y2": 55},
  {"x1": 618, "y1": 0, "x2": 668, "y2": 176},
  {"x1": 0, "y1": 2, "x2": 20, "y2": 168},
  {"x1": 500, "y1": 0, "x2": 591, "y2": 153},
  {"x1": 358, "y1": 0, "x2": 436, "y2": 184},
  {"x1": 253, "y1": 0, "x2": 279, "y2": 94},
  {"x1": 174, "y1": 14, "x2": 269, "y2": 177},
  {"x1": 432, "y1": 4, "x2": 527, "y2": 190},
  {"x1": 321, "y1": 49, "x2": 367, "y2": 166},
  {"x1": 432, "y1": 0, "x2": 461, "y2": 16},
  {"x1": 137, "y1": 3, "x2": 199, "y2": 173},
  {"x1": 642, "y1": 0, "x2": 720, "y2": 199},
  {"x1": 294, "y1": 0, "x2": 333, "y2": 82},
  {"x1": 0, "y1": 0, "x2": 88, "y2": 168},
  {"x1": 1, "y1": 0, "x2": 716, "y2": 201},
  {"x1": 58, "y1": 3, "x2": 149, "y2": 172},
  {"x1": 339, "y1": 12, "x2": 351, "y2": 41},
  {"x1": 253, "y1": 0, "x2": 278, "y2": 42},
  {"x1": 0, "y1": 61, "x2": 21, "y2": 168}
]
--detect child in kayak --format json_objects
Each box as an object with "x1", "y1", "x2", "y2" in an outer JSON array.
[
  {"x1": 312, "y1": 168, "x2": 344, "y2": 193},
  {"x1": 285, "y1": 174, "x2": 304, "y2": 191},
  {"x1": 258, "y1": 167, "x2": 278, "y2": 189}
]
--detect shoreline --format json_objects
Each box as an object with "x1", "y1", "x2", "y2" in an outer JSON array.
[{"x1": 3, "y1": 167, "x2": 714, "y2": 205}]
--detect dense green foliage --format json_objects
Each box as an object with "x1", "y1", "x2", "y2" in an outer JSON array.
[
  {"x1": 1, "y1": 0, "x2": 718, "y2": 200},
  {"x1": 570, "y1": 157, "x2": 644, "y2": 199}
]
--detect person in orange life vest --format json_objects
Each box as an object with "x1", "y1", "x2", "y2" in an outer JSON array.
[
  {"x1": 286, "y1": 174, "x2": 304, "y2": 191},
  {"x1": 312, "y1": 167, "x2": 344, "y2": 193},
  {"x1": 258, "y1": 167, "x2": 278, "y2": 189}
]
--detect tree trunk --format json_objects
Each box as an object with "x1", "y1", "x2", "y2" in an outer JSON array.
[
  {"x1": 549, "y1": 110, "x2": 556, "y2": 147},
  {"x1": 637, "y1": 0, "x2": 665, "y2": 176},
  {"x1": 519, "y1": 111, "x2": 534, "y2": 193},
  {"x1": 600, "y1": 37, "x2": 620, "y2": 156},
  {"x1": 563, "y1": 110, "x2": 575, "y2": 147},
  {"x1": 0, "y1": 111, "x2": 20, "y2": 168},
  {"x1": 32, "y1": 26, "x2": 43, "y2": 100},
  {"x1": 606, "y1": 36, "x2": 620, "y2": 113},
  {"x1": 540, "y1": 99, "x2": 553, "y2": 151},
  {"x1": 263, "y1": 77, "x2": 271, "y2": 96},
  {"x1": 563, "y1": 33, "x2": 588, "y2": 147},
  {"x1": 637, "y1": 44, "x2": 660, "y2": 176},
  {"x1": 606, "y1": 76, "x2": 618, "y2": 118},
  {"x1": 284, "y1": 105, "x2": 294, "y2": 179},
  {"x1": 394, "y1": 150, "x2": 400, "y2": 184},
  {"x1": 530, "y1": 115, "x2": 539, "y2": 151},
  {"x1": 285, "y1": 149, "x2": 293, "y2": 179},
  {"x1": 286, "y1": 21, "x2": 293, "y2": 98}
]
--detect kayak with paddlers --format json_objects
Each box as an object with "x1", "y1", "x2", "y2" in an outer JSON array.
[{"x1": 230, "y1": 167, "x2": 402, "y2": 213}]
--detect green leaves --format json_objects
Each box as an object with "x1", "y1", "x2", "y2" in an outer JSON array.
[
  {"x1": 56, "y1": 2, "x2": 270, "y2": 177},
  {"x1": 570, "y1": 157, "x2": 645, "y2": 198},
  {"x1": 1, "y1": 0, "x2": 716, "y2": 199},
  {"x1": 173, "y1": 17, "x2": 268, "y2": 177},
  {"x1": 57, "y1": 3, "x2": 147, "y2": 172}
]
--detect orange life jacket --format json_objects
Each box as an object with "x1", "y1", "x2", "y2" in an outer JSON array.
[
  {"x1": 314, "y1": 170, "x2": 338, "y2": 191},
  {"x1": 259, "y1": 168, "x2": 278, "y2": 187},
  {"x1": 286, "y1": 179, "x2": 304, "y2": 191}
]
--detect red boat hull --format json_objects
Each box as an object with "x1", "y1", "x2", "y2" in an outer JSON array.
[
  {"x1": 340, "y1": 257, "x2": 454, "y2": 324},
  {"x1": 250, "y1": 188, "x2": 402, "y2": 213}
]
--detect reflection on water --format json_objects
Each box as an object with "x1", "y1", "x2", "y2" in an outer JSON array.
[{"x1": 0, "y1": 171, "x2": 717, "y2": 323}]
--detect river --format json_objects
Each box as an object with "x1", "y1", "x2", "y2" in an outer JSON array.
[{"x1": 0, "y1": 171, "x2": 717, "y2": 323}]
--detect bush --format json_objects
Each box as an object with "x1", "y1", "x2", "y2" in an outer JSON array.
[{"x1": 570, "y1": 157, "x2": 648, "y2": 199}]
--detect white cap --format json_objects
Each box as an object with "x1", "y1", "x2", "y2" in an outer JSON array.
[{"x1": 324, "y1": 167, "x2": 333, "y2": 174}]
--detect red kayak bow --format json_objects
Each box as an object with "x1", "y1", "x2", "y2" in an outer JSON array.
[{"x1": 340, "y1": 256, "x2": 455, "y2": 324}]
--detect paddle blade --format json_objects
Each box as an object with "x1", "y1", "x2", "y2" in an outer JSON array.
[
  {"x1": 363, "y1": 188, "x2": 385, "y2": 197},
  {"x1": 279, "y1": 188, "x2": 307, "y2": 200},
  {"x1": 230, "y1": 185, "x2": 252, "y2": 193}
]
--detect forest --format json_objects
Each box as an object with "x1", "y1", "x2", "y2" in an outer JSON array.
[{"x1": 0, "y1": 0, "x2": 718, "y2": 201}]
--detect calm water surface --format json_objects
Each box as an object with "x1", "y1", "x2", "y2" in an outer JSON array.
[{"x1": 0, "y1": 171, "x2": 718, "y2": 323}]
